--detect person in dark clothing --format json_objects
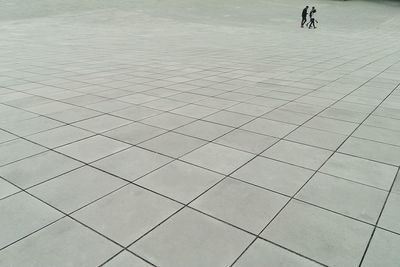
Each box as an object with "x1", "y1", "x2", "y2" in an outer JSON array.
[
  {"x1": 306, "y1": 7, "x2": 317, "y2": 28},
  {"x1": 308, "y1": 7, "x2": 317, "y2": 29},
  {"x1": 301, "y1": 6, "x2": 309, "y2": 28}
]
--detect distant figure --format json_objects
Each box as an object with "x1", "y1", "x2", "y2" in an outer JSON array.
[
  {"x1": 301, "y1": 6, "x2": 309, "y2": 28},
  {"x1": 308, "y1": 7, "x2": 317, "y2": 29},
  {"x1": 306, "y1": 7, "x2": 317, "y2": 29}
]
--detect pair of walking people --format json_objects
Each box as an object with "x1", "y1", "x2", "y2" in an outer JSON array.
[{"x1": 301, "y1": 6, "x2": 317, "y2": 29}]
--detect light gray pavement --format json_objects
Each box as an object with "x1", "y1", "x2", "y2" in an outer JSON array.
[{"x1": 0, "y1": 0, "x2": 400, "y2": 266}]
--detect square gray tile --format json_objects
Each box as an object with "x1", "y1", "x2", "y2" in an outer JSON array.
[
  {"x1": 92, "y1": 146, "x2": 171, "y2": 181},
  {"x1": 0, "y1": 192, "x2": 62, "y2": 249},
  {"x1": 86, "y1": 99, "x2": 131, "y2": 113},
  {"x1": 233, "y1": 239, "x2": 322, "y2": 267},
  {"x1": 72, "y1": 114, "x2": 131, "y2": 133},
  {"x1": 262, "y1": 110, "x2": 312, "y2": 125},
  {"x1": 197, "y1": 97, "x2": 238, "y2": 109},
  {"x1": 319, "y1": 107, "x2": 367, "y2": 123},
  {"x1": 143, "y1": 98, "x2": 186, "y2": 111},
  {"x1": 263, "y1": 140, "x2": 332, "y2": 170},
  {"x1": 171, "y1": 104, "x2": 218, "y2": 119},
  {"x1": 281, "y1": 103, "x2": 323, "y2": 116},
  {"x1": 378, "y1": 192, "x2": 400, "y2": 234},
  {"x1": 26, "y1": 125, "x2": 93, "y2": 148},
  {"x1": 0, "y1": 116, "x2": 64, "y2": 137},
  {"x1": 262, "y1": 200, "x2": 373, "y2": 267},
  {"x1": 227, "y1": 103, "x2": 273, "y2": 116},
  {"x1": 47, "y1": 107, "x2": 101, "y2": 124},
  {"x1": 362, "y1": 229, "x2": 400, "y2": 267},
  {"x1": 232, "y1": 156, "x2": 314, "y2": 196},
  {"x1": 320, "y1": 153, "x2": 397, "y2": 190},
  {"x1": 28, "y1": 166, "x2": 127, "y2": 213},
  {"x1": 27, "y1": 102, "x2": 75, "y2": 115},
  {"x1": 364, "y1": 115, "x2": 400, "y2": 131},
  {"x1": 0, "y1": 150, "x2": 82, "y2": 188},
  {"x1": 241, "y1": 118, "x2": 297, "y2": 138},
  {"x1": 0, "y1": 139, "x2": 47, "y2": 167},
  {"x1": 0, "y1": 217, "x2": 120, "y2": 267},
  {"x1": 117, "y1": 93, "x2": 158, "y2": 104},
  {"x1": 111, "y1": 105, "x2": 161, "y2": 121},
  {"x1": 192, "y1": 178, "x2": 288, "y2": 233},
  {"x1": 182, "y1": 143, "x2": 253, "y2": 175},
  {"x1": 130, "y1": 208, "x2": 253, "y2": 267},
  {"x1": 0, "y1": 178, "x2": 20, "y2": 199},
  {"x1": 64, "y1": 94, "x2": 107, "y2": 105},
  {"x1": 56, "y1": 135, "x2": 130, "y2": 163},
  {"x1": 104, "y1": 122, "x2": 166, "y2": 145},
  {"x1": 353, "y1": 125, "x2": 400, "y2": 147},
  {"x1": 286, "y1": 127, "x2": 347, "y2": 150},
  {"x1": 104, "y1": 251, "x2": 152, "y2": 267},
  {"x1": 215, "y1": 129, "x2": 278, "y2": 154},
  {"x1": 175, "y1": 120, "x2": 233, "y2": 141},
  {"x1": 0, "y1": 130, "x2": 17, "y2": 144},
  {"x1": 73, "y1": 185, "x2": 181, "y2": 246},
  {"x1": 136, "y1": 160, "x2": 223, "y2": 203},
  {"x1": 139, "y1": 132, "x2": 206, "y2": 158},
  {"x1": 304, "y1": 116, "x2": 359, "y2": 135},
  {"x1": 141, "y1": 113, "x2": 194, "y2": 130},
  {"x1": 339, "y1": 137, "x2": 400, "y2": 166},
  {"x1": 204, "y1": 111, "x2": 254, "y2": 127},
  {"x1": 296, "y1": 172, "x2": 387, "y2": 224}
]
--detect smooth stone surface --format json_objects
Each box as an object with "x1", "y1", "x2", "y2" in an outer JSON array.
[
  {"x1": 72, "y1": 114, "x2": 131, "y2": 133},
  {"x1": 175, "y1": 120, "x2": 233, "y2": 141},
  {"x1": 286, "y1": 126, "x2": 347, "y2": 150},
  {"x1": 204, "y1": 111, "x2": 254, "y2": 128},
  {"x1": 262, "y1": 200, "x2": 373, "y2": 267},
  {"x1": 0, "y1": 178, "x2": 20, "y2": 199},
  {"x1": 0, "y1": 218, "x2": 120, "y2": 267},
  {"x1": 141, "y1": 113, "x2": 194, "y2": 130},
  {"x1": 72, "y1": 185, "x2": 182, "y2": 246},
  {"x1": 262, "y1": 140, "x2": 332, "y2": 170},
  {"x1": 136, "y1": 160, "x2": 223, "y2": 203},
  {"x1": 92, "y1": 146, "x2": 172, "y2": 181},
  {"x1": 56, "y1": 135, "x2": 130, "y2": 163},
  {"x1": 214, "y1": 129, "x2": 278, "y2": 154},
  {"x1": 378, "y1": 192, "x2": 400, "y2": 234},
  {"x1": 296, "y1": 172, "x2": 387, "y2": 224},
  {"x1": 139, "y1": 132, "x2": 206, "y2": 158},
  {"x1": 130, "y1": 208, "x2": 253, "y2": 267},
  {"x1": 233, "y1": 239, "x2": 322, "y2": 267},
  {"x1": 182, "y1": 143, "x2": 253, "y2": 175},
  {"x1": 1, "y1": 0, "x2": 400, "y2": 265},
  {"x1": 241, "y1": 118, "x2": 297, "y2": 138},
  {"x1": 26, "y1": 125, "x2": 94, "y2": 148},
  {"x1": 361, "y1": 229, "x2": 400, "y2": 267},
  {"x1": 339, "y1": 137, "x2": 400, "y2": 166},
  {"x1": 0, "y1": 150, "x2": 82, "y2": 188},
  {"x1": 0, "y1": 139, "x2": 47, "y2": 167},
  {"x1": 232, "y1": 156, "x2": 314, "y2": 196},
  {"x1": 191, "y1": 178, "x2": 288, "y2": 233},
  {"x1": 103, "y1": 122, "x2": 166, "y2": 145},
  {"x1": 28, "y1": 166, "x2": 127, "y2": 213},
  {"x1": 104, "y1": 251, "x2": 152, "y2": 267},
  {"x1": 320, "y1": 153, "x2": 397, "y2": 190},
  {"x1": 0, "y1": 192, "x2": 62, "y2": 249}
]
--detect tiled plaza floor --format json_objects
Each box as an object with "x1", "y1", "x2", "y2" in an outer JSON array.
[{"x1": 0, "y1": 0, "x2": 400, "y2": 266}]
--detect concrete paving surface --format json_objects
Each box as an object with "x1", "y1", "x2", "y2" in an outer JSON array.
[{"x1": 0, "y1": 0, "x2": 400, "y2": 266}]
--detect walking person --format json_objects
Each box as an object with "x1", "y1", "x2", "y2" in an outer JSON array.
[
  {"x1": 306, "y1": 7, "x2": 316, "y2": 28},
  {"x1": 301, "y1": 6, "x2": 309, "y2": 28},
  {"x1": 308, "y1": 7, "x2": 317, "y2": 29}
]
